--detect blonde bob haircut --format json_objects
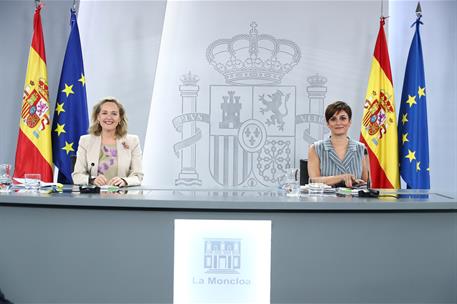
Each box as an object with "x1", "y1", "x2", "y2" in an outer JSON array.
[{"x1": 89, "y1": 97, "x2": 128, "y2": 138}]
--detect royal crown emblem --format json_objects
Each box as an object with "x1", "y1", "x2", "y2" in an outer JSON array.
[
  {"x1": 172, "y1": 23, "x2": 328, "y2": 188},
  {"x1": 206, "y1": 22, "x2": 301, "y2": 85}
]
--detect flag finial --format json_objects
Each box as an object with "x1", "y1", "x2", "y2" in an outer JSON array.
[{"x1": 416, "y1": 2, "x2": 422, "y2": 18}]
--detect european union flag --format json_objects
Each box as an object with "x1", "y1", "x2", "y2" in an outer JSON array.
[
  {"x1": 51, "y1": 9, "x2": 89, "y2": 184},
  {"x1": 398, "y1": 15, "x2": 430, "y2": 189}
]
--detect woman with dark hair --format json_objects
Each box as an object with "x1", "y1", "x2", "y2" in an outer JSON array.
[
  {"x1": 308, "y1": 101, "x2": 368, "y2": 187},
  {"x1": 72, "y1": 97, "x2": 144, "y2": 186}
]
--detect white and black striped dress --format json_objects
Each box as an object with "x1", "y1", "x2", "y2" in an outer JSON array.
[{"x1": 314, "y1": 137, "x2": 365, "y2": 179}]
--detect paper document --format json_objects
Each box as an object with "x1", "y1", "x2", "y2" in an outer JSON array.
[
  {"x1": 100, "y1": 185, "x2": 119, "y2": 192},
  {"x1": 13, "y1": 178, "x2": 61, "y2": 187}
]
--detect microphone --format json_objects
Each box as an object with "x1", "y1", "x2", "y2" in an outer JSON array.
[
  {"x1": 359, "y1": 147, "x2": 379, "y2": 198},
  {"x1": 79, "y1": 162, "x2": 100, "y2": 193}
]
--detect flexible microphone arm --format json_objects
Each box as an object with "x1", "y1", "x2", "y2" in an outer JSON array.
[
  {"x1": 364, "y1": 148, "x2": 371, "y2": 189},
  {"x1": 360, "y1": 147, "x2": 379, "y2": 197},
  {"x1": 88, "y1": 162, "x2": 95, "y2": 185}
]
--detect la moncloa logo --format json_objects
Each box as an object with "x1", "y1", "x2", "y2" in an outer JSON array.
[{"x1": 204, "y1": 239, "x2": 241, "y2": 274}]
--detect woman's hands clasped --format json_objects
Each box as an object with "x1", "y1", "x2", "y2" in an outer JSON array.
[{"x1": 93, "y1": 175, "x2": 127, "y2": 187}]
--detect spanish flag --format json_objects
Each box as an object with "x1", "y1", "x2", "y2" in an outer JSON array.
[
  {"x1": 13, "y1": 4, "x2": 53, "y2": 182},
  {"x1": 360, "y1": 18, "x2": 400, "y2": 189}
]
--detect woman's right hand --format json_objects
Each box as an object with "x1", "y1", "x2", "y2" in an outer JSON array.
[
  {"x1": 93, "y1": 174, "x2": 108, "y2": 186},
  {"x1": 340, "y1": 174, "x2": 356, "y2": 187}
]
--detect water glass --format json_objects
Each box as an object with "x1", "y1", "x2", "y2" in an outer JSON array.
[
  {"x1": 24, "y1": 173, "x2": 41, "y2": 192},
  {"x1": 287, "y1": 168, "x2": 300, "y2": 183},
  {"x1": 0, "y1": 164, "x2": 12, "y2": 192},
  {"x1": 284, "y1": 182, "x2": 300, "y2": 197},
  {"x1": 281, "y1": 168, "x2": 300, "y2": 197},
  {"x1": 308, "y1": 177, "x2": 326, "y2": 196}
]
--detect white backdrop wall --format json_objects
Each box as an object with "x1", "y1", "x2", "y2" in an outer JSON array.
[
  {"x1": 0, "y1": 0, "x2": 456, "y2": 191},
  {"x1": 142, "y1": 1, "x2": 376, "y2": 189},
  {"x1": 77, "y1": 0, "x2": 166, "y2": 140},
  {"x1": 0, "y1": 0, "x2": 166, "y2": 174},
  {"x1": 389, "y1": 0, "x2": 457, "y2": 191}
]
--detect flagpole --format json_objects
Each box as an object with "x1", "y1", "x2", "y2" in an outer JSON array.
[
  {"x1": 380, "y1": 0, "x2": 389, "y2": 24},
  {"x1": 412, "y1": 2, "x2": 423, "y2": 28},
  {"x1": 72, "y1": 0, "x2": 78, "y2": 12}
]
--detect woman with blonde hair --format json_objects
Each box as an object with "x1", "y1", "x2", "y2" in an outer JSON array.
[{"x1": 72, "y1": 97, "x2": 143, "y2": 186}]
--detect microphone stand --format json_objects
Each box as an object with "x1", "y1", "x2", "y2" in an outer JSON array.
[
  {"x1": 79, "y1": 162, "x2": 100, "y2": 193},
  {"x1": 358, "y1": 148, "x2": 379, "y2": 198}
]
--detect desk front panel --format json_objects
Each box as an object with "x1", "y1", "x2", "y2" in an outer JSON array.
[{"x1": 0, "y1": 197, "x2": 456, "y2": 303}]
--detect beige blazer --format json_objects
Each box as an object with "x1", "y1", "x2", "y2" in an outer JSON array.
[{"x1": 72, "y1": 134, "x2": 144, "y2": 186}]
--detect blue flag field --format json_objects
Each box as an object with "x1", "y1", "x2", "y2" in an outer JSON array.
[
  {"x1": 51, "y1": 9, "x2": 89, "y2": 184},
  {"x1": 398, "y1": 15, "x2": 430, "y2": 189}
]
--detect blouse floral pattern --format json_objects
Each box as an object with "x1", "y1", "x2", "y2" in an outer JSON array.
[{"x1": 98, "y1": 144, "x2": 118, "y2": 180}]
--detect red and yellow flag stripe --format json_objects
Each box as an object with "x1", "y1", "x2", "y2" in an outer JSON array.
[
  {"x1": 14, "y1": 4, "x2": 53, "y2": 182},
  {"x1": 360, "y1": 18, "x2": 400, "y2": 189}
]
